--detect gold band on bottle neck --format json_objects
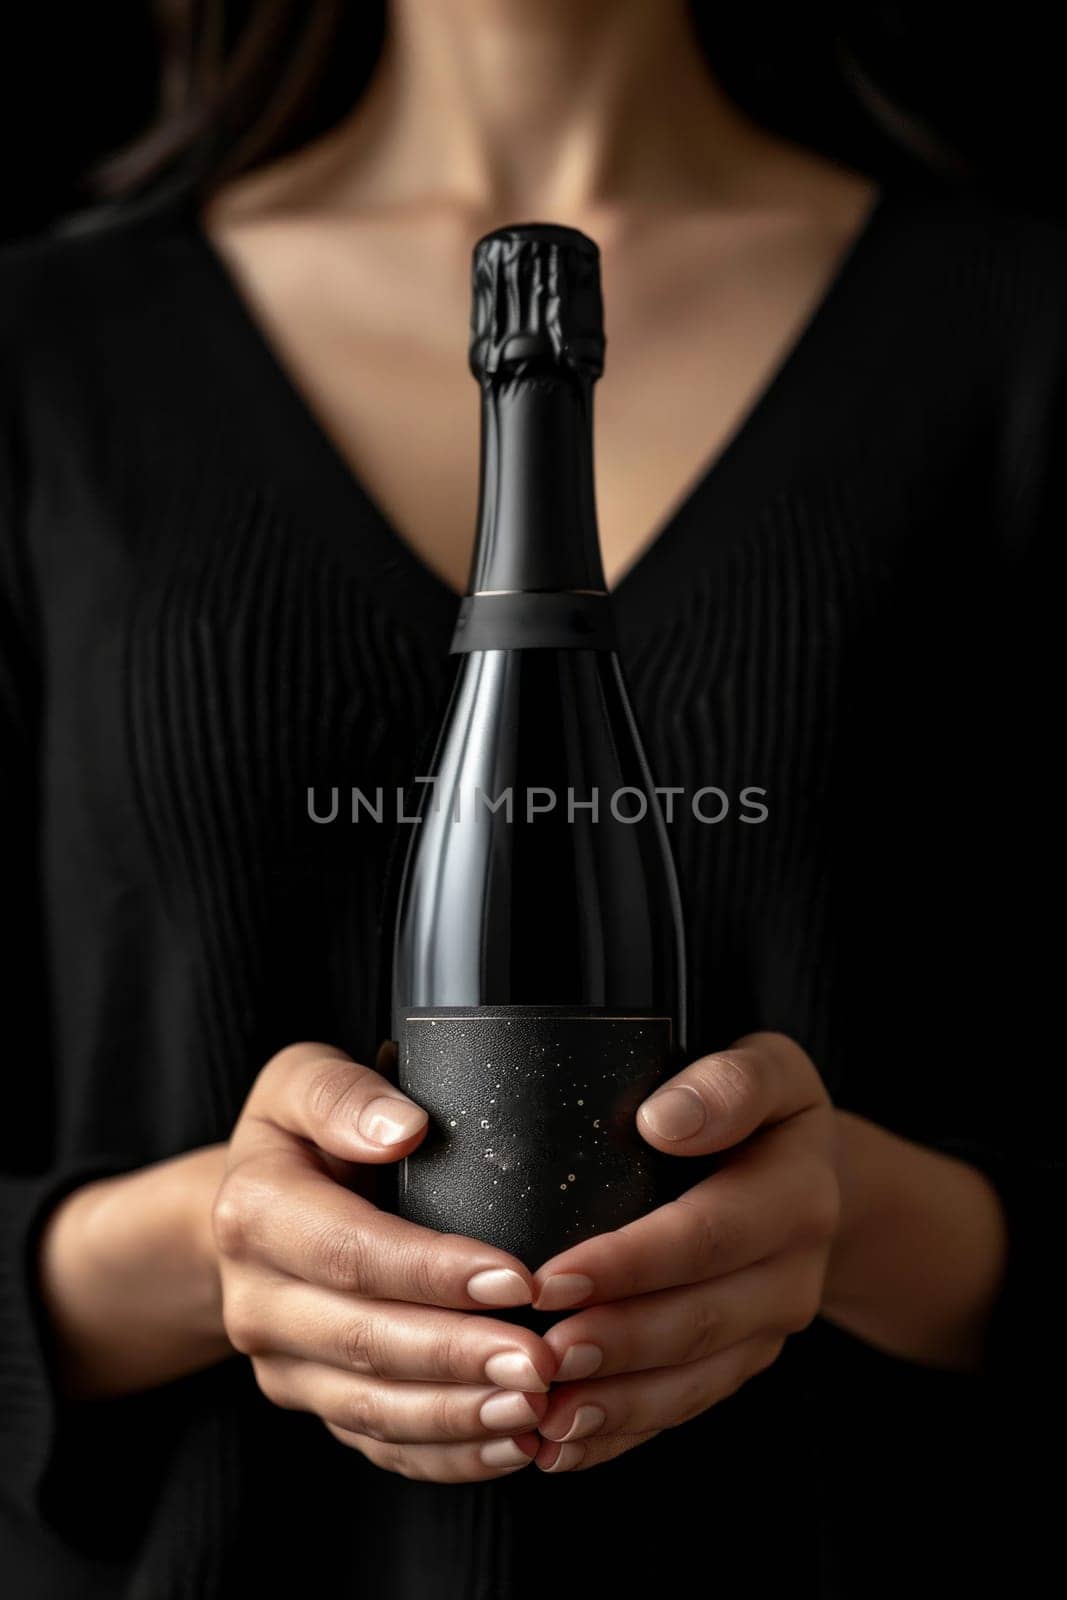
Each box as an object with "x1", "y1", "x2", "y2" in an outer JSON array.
[{"x1": 471, "y1": 588, "x2": 608, "y2": 598}]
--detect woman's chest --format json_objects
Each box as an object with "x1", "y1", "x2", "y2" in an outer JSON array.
[
  {"x1": 200, "y1": 197, "x2": 879, "y2": 594},
  {"x1": 33, "y1": 424, "x2": 995, "y2": 934}
]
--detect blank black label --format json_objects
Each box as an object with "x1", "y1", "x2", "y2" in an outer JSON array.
[{"x1": 396, "y1": 1008, "x2": 672, "y2": 1269}]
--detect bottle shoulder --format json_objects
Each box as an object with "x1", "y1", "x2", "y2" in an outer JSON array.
[{"x1": 392, "y1": 649, "x2": 684, "y2": 1012}]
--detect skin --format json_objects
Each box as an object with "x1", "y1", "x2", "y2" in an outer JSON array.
[
  {"x1": 199, "y1": 0, "x2": 879, "y2": 592},
  {"x1": 38, "y1": 0, "x2": 1009, "y2": 1483}
]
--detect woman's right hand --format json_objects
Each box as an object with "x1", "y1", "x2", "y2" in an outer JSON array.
[{"x1": 214, "y1": 1042, "x2": 555, "y2": 1481}]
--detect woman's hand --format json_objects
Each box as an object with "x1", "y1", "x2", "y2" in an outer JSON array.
[
  {"x1": 214, "y1": 1043, "x2": 557, "y2": 1481},
  {"x1": 39, "y1": 1031, "x2": 1007, "y2": 1482},
  {"x1": 528, "y1": 1032, "x2": 839, "y2": 1472},
  {"x1": 40, "y1": 1042, "x2": 561, "y2": 1482}
]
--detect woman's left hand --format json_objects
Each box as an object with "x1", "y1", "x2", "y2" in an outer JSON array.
[{"x1": 530, "y1": 1031, "x2": 839, "y2": 1472}]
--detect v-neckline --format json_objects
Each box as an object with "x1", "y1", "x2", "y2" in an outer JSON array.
[{"x1": 187, "y1": 188, "x2": 892, "y2": 617}]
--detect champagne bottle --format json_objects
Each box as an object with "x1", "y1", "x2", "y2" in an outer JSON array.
[{"x1": 392, "y1": 224, "x2": 685, "y2": 1269}]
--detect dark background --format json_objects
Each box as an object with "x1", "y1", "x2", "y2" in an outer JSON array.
[{"x1": 1, "y1": 3, "x2": 1065, "y2": 246}]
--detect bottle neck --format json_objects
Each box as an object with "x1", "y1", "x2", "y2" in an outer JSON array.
[{"x1": 468, "y1": 374, "x2": 606, "y2": 595}]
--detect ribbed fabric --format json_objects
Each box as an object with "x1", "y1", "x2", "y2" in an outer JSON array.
[{"x1": 0, "y1": 187, "x2": 1062, "y2": 1597}]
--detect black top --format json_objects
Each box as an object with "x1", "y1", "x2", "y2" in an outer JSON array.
[
  {"x1": 0, "y1": 188, "x2": 1061, "y2": 1599},
  {"x1": 468, "y1": 222, "x2": 606, "y2": 379}
]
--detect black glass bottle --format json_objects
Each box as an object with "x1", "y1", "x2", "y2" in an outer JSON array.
[{"x1": 391, "y1": 224, "x2": 686, "y2": 1269}]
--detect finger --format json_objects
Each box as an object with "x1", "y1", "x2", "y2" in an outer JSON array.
[
  {"x1": 532, "y1": 1114, "x2": 839, "y2": 1307},
  {"x1": 534, "y1": 1334, "x2": 784, "y2": 1472},
  {"x1": 325, "y1": 1424, "x2": 539, "y2": 1482},
  {"x1": 224, "y1": 1278, "x2": 555, "y2": 1389},
  {"x1": 253, "y1": 1356, "x2": 550, "y2": 1443},
  {"x1": 636, "y1": 1031, "x2": 826, "y2": 1157},
  {"x1": 535, "y1": 1429, "x2": 662, "y2": 1475},
  {"x1": 541, "y1": 1249, "x2": 826, "y2": 1381},
  {"x1": 215, "y1": 1146, "x2": 535, "y2": 1309},
  {"x1": 234, "y1": 1042, "x2": 429, "y2": 1166}
]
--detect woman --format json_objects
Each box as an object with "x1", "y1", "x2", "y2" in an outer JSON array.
[{"x1": 0, "y1": 2, "x2": 1060, "y2": 1596}]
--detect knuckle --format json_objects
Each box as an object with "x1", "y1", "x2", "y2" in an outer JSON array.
[
  {"x1": 429, "y1": 1385, "x2": 464, "y2": 1439},
  {"x1": 403, "y1": 1235, "x2": 454, "y2": 1304},
  {"x1": 602, "y1": 1227, "x2": 646, "y2": 1299},
  {"x1": 345, "y1": 1386, "x2": 385, "y2": 1442},
  {"x1": 211, "y1": 1190, "x2": 246, "y2": 1258},
  {"x1": 385, "y1": 1445, "x2": 418, "y2": 1478},
  {"x1": 398, "y1": 1447, "x2": 446, "y2": 1481},
  {"x1": 682, "y1": 1292, "x2": 724, "y2": 1361},
  {"x1": 318, "y1": 1220, "x2": 370, "y2": 1290},
  {"x1": 394, "y1": 1448, "x2": 436, "y2": 1480},
  {"x1": 339, "y1": 1313, "x2": 384, "y2": 1376},
  {"x1": 672, "y1": 1192, "x2": 735, "y2": 1273},
  {"x1": 432, "y1": 1318, "x2": 469, "y2": 1383},
  {"x1": 212, "y1": 1161, "x2": 272, "y2": 1257},
  {"x1": 409, "y1": 1249, "x2": 444, "y2": 1304},
  {"x1": 305, "y1": 1057, "x2": 364, "y2": 1129},
  {"x1": 693, "y1": 1051, "x2": 754, "y2": 1122},
  {"x1": 351, "y1": 1433, "x2": 410, "y2": 1475}
]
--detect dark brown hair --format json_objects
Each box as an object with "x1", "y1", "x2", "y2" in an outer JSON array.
[
  {"x1": 99, "y1": 2, "x2": 960, "y2": 203},
  {"x1": 99, "y1": 1, "x2": 385, "y2": 197}
]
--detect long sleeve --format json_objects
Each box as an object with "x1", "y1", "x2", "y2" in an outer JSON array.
[
  {"x1": 971, "y1": 348, "x2": 1063, "y2": 1387},
  {"x1": 0, "y1": 331, "x2": 177, "y2": 1568},
  {"x1": 0, "y1": 234, "x2": 262, "y2": 1596},
  {"x1": 0, "y1": 278, "x2": 257, "y2": 1596},
  {"x1": 926, "y1": 316, "x2": 1065, "y2": 1391},
  {"x1": 0, "y1": 337, "x2": 133, "y2": 1540},
  {"x1": 0, "y1": 1175, "x2": 121, "y2": 1517}
]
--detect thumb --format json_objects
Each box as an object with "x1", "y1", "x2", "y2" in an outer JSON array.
[
  {"x1": 236, "y1": 1041, "x2": 430, "y2": 1167},
  {"x1": 636, "y1": 1032, "x2": 823, "y2": 1156}
]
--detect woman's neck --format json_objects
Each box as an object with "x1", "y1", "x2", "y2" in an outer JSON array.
[{"x1": 247, "y1": 0, "x2": 780, "y2": 222}]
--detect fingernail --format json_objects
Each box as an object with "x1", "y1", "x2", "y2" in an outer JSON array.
[
  {"x1": 536, "y1": 1273, "x2": 594, "y2": 1311},
  {"x1": 480, "y1": 1391, "x2": 539, "y2": 1430},
  {"x1": 357, "y1": 1095, "x2": 427, "y2": 1146},
  {"x1": 485, "y1": 1351, "x2": 547, "y2": 1392},
  {"x1": 540, "y1": 1441, "x2": 586, "y2": 1473},
  {"x1": 467, "y1": 1268, "x2": 532, "y2": 1307},
  {"x1": 480, "y1": 1438, "x2": 531, "y2": 1468},
  {"x1": 554, "y1": 1343, "x2": 603, "y2": 1383},
  {"x1": 542, "y1": 1403, "x2": 606, "y2": 1443},
  {"x1": 638, "y1": 1085, "x2": 706, "y2": 1141}
]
